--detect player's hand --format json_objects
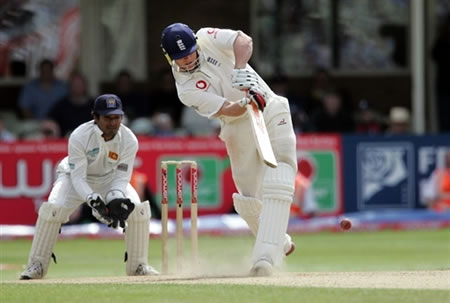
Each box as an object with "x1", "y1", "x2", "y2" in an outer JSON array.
[
  {"x1": 232, "y1": 69, "x2": 268, "y2": 101},
  {"x1": 237, "y1": 90, "x2": 266, "y2": 112},
  {"x1": 231, "y1": 68, "x2": 259, "y2": 89},
  {"x1": 248, "y1": 89, "x2": 266, "y2": 111},
  {"x1": 86, "y1": 193, "x2": 113, "y2": 225},
  {"x1": 107, "y1": 198, "x2": 135, "y2": 229}
]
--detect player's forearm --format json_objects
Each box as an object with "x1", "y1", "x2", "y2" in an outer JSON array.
[
  {"x1": 109, "y1": 177, "x2": 131, "y2": 199},
  {"x1": 233, "y1": 32, "x2": 253, "y2": 69},
  {"x1": 70, "y1": 174, "x2": 94, "y2": 201},
  {"x1": 214, "y1": 100, "x2": 246, "y2": 117}
]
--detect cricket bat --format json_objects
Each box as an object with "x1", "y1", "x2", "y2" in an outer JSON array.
[{"x1": 246, "y1": 102, "x2": 278, "y2": 168}]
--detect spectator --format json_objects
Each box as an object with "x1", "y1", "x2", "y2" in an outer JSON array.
[
  {"x1": 39, "y1": 119, "x2": 61, "y2": 139},
  {"x1": 129, "y1": 117, "x2": 153, "y2": 136},
  {"x1": 423, "y1": 150, "x2": 450, "y2": 212},
  {"x1": 47, "y1": 72, "x2": 93, "y2": 137},
  {"x1": 306, "y1": 67, "x2": 335, "y2": 115},
  {"x1": 20, "y1": 119, "x2": 61, "y2": 141},
  {"x1": 431, "y1": 14, "x2": 450, "y2": 132},
  {"x1": 387, "y1": 106, "x2": 410, "y2": 134},
  {"x1": 354, "y1": 99, "x2": 385, "y2": 134},
  {"x1": 149, "y1": 69, "x2": 183, "y2": 127},
  {"x1": 0, "y1": 120, "x2": 16, "y2": 142},
  {"x1": 114, "y1": 69, "x2": 151, "y2": 120},
  {"x1": 309, "y1": 90, "x2": 355, "y2": 133},
  {"x1": 270, "y1": 75, "x2": 310, "y2": 133},
  {"x1": 18, "y1": 59, "x2": 68, "y2": 120},
  {"x1": 180, "y1": 106, "x2": 220, "y2": 137},
  {"x1": 150, "y1": 112, "x2": 176, "y2": 137}
]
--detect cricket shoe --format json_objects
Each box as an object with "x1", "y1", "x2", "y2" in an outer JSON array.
[
  {"x1": 249, "y1": 258, "x2": 273, "y2": 277},
  {"x1": 284, "y1": 234, "x2": 296, "y2": 256},
  {"x1": 20, "y1": 261, "x2": 44, "y2": 280},
  {"x1": 135, "y1": 264, "x2": 160, "y2": 276}
]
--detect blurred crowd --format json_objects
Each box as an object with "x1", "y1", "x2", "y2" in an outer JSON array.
[
  {"x1": 0, "y1": 58, "x2": 420, "y2": 143},
  {"x1": 0, "y1": 58, "x2": 223, "y2": 141},
  {"x1": 271, "y1": 68, "x2": 414, "y2": 136}
]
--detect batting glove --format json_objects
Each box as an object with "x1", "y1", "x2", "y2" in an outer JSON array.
[
  {"x1": 86, "y1": 193, "x2": 113, "y2": 226},
  {"x1": 238, "y1": 89, "x2": 266, "y2": 112},
  {"x1": 231, "y1": 68, "x2": 259, "y2": 89},
  {"x1": 249, "y1": 89, "x2": 266, "y2": 111},
  {"x1": 232, "y1": 69, "x2": 268, "y2": 100}
]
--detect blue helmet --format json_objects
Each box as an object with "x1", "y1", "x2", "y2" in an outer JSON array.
[{"x1": 161, "y1": 23, "x2": 198, "y2": 61}]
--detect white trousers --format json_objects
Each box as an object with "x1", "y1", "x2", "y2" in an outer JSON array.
[
  {"x1": 220, "y1": 95, "x2": 297, "y2": 198},
  {"x1": 48, "y1": 171, "x2": 140, "y2": 221}
]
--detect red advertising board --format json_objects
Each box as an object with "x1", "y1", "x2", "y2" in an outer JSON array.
[
  {"x1": 0, "y1": 140, "x2": 68, "y2": 224},
  {"x1": 296, "y1": 134, "x2": 343, "y2": 216},
  {"x1": 0, "y1": 135, "x2": 343, "y2": 225},
  {"x1": 0, "y1": 138, "x2": 235, "y2": 225}
]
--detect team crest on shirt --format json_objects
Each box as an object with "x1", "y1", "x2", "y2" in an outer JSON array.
[
  {"x1": 108, "y1": 151, "x2": 119, "y2": 160},
  {"x1": 206, "y1": 28, "x2": 218, "y2": 38},
  {"x1": 195, "y1": 80, "x2": 208, "y2": 90}
]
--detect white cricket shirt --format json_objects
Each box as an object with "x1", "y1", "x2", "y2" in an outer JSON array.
[
  {"x1": 172, "y1": 27, "x2": 274, "y2": 121},
  {"x1": 57, "y1": 120, "x2": 138, "y2": 201}
]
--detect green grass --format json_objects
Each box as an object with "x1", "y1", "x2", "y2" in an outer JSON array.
[
  {"x1": 1, "y1": 284, "x2": 449, "y2": 303},
  {"x1": 1, "y1": 229, "x2": 450, "y2": 303},
  {"x1": 285, "y1": 229, "x2": 450, "y2": 271}
]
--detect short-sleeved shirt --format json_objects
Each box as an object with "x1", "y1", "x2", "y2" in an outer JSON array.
[{"x1": 171, "y1": 27, "x2": 274, "y2": 122}]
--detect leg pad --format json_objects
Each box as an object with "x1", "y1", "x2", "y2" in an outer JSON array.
[
  {"x1": 232, "y1": 193, "x2": 262, "y2": 236},
  {"x1": 21, "y1": 203, "x2": 70, "y2": 279},
  {"x1": 125, "y1": 201, "x2": 153, "y2": 275}
]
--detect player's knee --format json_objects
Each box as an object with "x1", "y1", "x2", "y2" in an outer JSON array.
[
  {"x1": 38, "y1": 202, "x2": 72, "y2": 223},
  {"x1": 127, "y1": 201, "x2": 151, "y2": 222},
  {"x1": 233, "y1": 193, "x2": 262, "y2": 217},
  {"x1": 272, "y1": 138, "x2": 297, "y2": 170}
]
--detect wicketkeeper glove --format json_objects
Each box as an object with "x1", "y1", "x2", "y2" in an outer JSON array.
[
  {"x1": 107, "y1": 198, "x2": 135, "y2": 229},
  {"x1": 238, "y1": 89, "x2": 267, "y2": 112},
  {"x1": 86, "y1": 193, "x2": 113, "y2": 226}
]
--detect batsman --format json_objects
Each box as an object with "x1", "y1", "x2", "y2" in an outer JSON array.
[
  {"x1": 20, "y1": 94, "x2": 159, "y2": 279},
  {"x1": 161, "y1": 23, "x2": 297, "y2": 276}
]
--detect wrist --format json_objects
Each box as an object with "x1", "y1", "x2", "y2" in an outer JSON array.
[
  {"x1": 86, "y1": 192, "x2": 101, "y2": 203},
  {"x1": 86, "y1": 192, "x2": 104, "y2": 208},
  {"x1": 105, "y1": 190, "x2": 126, "y2": 203},
  {"x1": 237, "y1": 97, "x2": 249, "y2": 108}
]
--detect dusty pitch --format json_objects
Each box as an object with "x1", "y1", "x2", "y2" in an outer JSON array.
[{"x1": 9, "y1": 270, "x2": 450, "y2": 289}]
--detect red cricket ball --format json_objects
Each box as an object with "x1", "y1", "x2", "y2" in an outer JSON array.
[{"x1": 340, "y1": 218, "x2": 352, "y2": 230}]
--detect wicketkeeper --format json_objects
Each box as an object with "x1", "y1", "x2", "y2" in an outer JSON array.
[
  {"x1": 20, "y1": 94, "x2": 159, "y2": 279},
  {"x1": 161, "y1": 23, "x2": 297, "y2": 276}
]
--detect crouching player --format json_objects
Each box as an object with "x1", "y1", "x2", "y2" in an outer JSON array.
[{"x1": 20, "y1": 94, "x2": 159, "y2": 279}]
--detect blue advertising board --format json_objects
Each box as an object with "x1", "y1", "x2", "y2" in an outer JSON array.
[{"x1": 342, "y1": 134, "x2": 450, "y2": 212}]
